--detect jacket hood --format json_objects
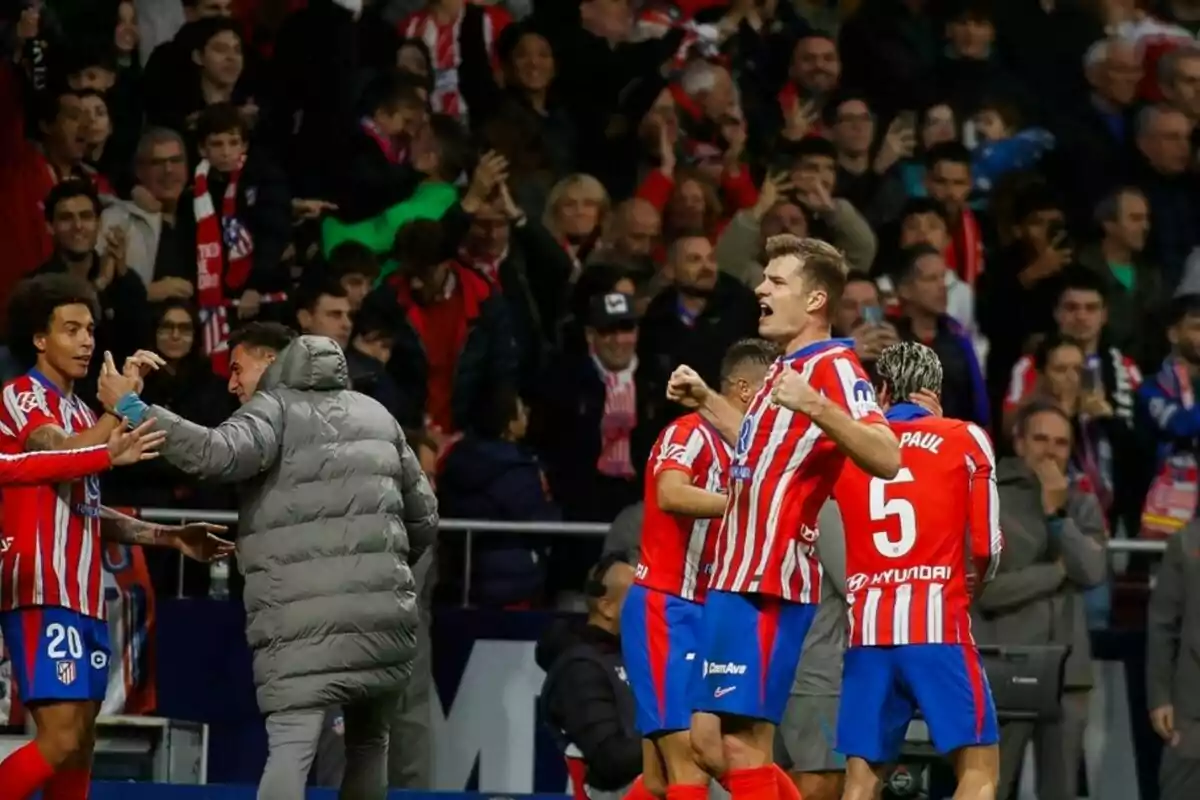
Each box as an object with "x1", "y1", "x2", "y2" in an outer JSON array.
[{"x1": 261, "y1": 335, "x2": 349, "y2": 393}]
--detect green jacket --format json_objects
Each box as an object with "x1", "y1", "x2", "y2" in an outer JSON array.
[{"x1": 320, "y1": 181, "x2": 458, "y2": 262}]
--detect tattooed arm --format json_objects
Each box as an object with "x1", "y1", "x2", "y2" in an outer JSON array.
[
  {"x1": 98, "y1": 505, "x2": 169, "y2": 546},
  {"x1": 25, "y1": 417, "x2": 122, "y2": 453}
]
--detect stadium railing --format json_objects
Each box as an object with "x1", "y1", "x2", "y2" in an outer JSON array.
[{"x1": 133, "y1": 507, "x2": 1170, "y2": 602}]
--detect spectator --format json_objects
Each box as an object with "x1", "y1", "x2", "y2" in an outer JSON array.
[
  {"x1": 1159, "y1": 45, "x2": 1200, "y2": 134},
  {"x1": 98, "y1": 127, "x2": 193, "y2": 302},
  {"x1": 366, "y1": 218, "x2": 519, "y2": 434},
  {"x1": 327, "y1": 242, "x2": 381, "y2": 312},
  {"x1": 923, "y1": 142, "x2": 985, "y2": 292},
  {"x1": 143, "y1": 0, "x2": 235, "y2": 115},
  {"x1": 35, "y1": 180, "x2": 149, "y2": 365},
  {"x1": 637, "y1": 232, "x2": 758, "y2": 420},
  {"x1": 1079, "y1": 186, "x2": 1167, "y2": 368},
  {"x1": 1133, "y1": 105, "x2": 1200, "y2": 287},
  {"x1": 294, "y1": 279, "x2": 353, "y2": 350},
  {"x1": 890, "y1": 245, "x2": 988, "y2": 426},
  {"x1": 344, "y1": 299, "x2": 408, "y2": 426},
  {"x1": 399, "y1": 0, "x2": 513, "y2": 126},
  {"x1": 589, "y1": 198, "x2": 662, "y2": 287},
  {"x1": 980, "y1": 184, "x2": 1074, "y2": 418},
  {"x1": 531, "y1": 291, "x2": 650, "y2": 589},
  {"x1": 1146, "y1": 516, "x2": 1200, "y2": 800},
  {"x1": 0, "y1": 83, "x2": 112, "y2": 303},
  {"x1": 172, "y1": 103, "x2": 292, "y2": 338},
  {"x1": 327, "y1": 72, "x2": 427, "y2": 224},
  {"x1": 439, "y1": 383, "x2": 560, "y2": 607},
  {"x1": 147, "y1": 17, "x2": 255, "y2": 135},
  {"x1": 883, "y1": 197, "x2": 975, "y2": 334},
  {"x1": 1004, "y1": 271, "x2": 1145, "y2": 531},
  {"x1": 894, "y1": 102, "x2": 958, "y2": 203},
  {"x1": 934, "y1": 0, "x2": 1029, "y2": 123},
  {"x1": 1137, "y1": 294, "x2": 1200, "y2": 539},
  {"x1": 778, "y1": 32, "x2": 840, "y2": 141},
  {"x1": 537, "y1": 552, "x2": 641, "y2": 796},
  {"x1": 973, "y1": 399, "x2": 1107, "y2": 800},
  {"x1": 544, "y1": 173, "x2": 612, "y2": 272}
]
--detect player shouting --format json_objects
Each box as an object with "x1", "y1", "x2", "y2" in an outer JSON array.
[
  {"x1": 832, "y1": 342, "x2": 1003, "y2": 800},
  {"x1": 622, "y1": 339, "x2": 777, "y2": 800},
  {"x1": 666, "y1": 235, "x2": 899, "y2": 800},
  {"x1": 0, "y1": 275, "x2": 234, "y2": 800}
]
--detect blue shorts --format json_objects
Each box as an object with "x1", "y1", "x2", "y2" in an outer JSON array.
[
  {"x1": 0, "y1": 606, "x2": 110, "y2": 704},
  {"x1": 621, "y1": 583, "x2": 704, "y2": 735},
  {"x1": 693, "y1": 590, "x2": 816, "y2": 724},
  {"x1": 837, "y1": 644, "x2": 999, "y2": 764}
]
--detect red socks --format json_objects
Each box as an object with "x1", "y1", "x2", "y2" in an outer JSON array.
[
  {"x1": 725, "y1": 766, "x2": 780, "y2": 800},
  {"x1": 0, "y1": 741, "x2": 56, "y2": 800},
  {"x1": 772, "y1": 764, "x2": 802, "y2": 800},
  {"x1": 667, "y1": 784, "x2": 709, "y2": 800},
  {"x1": 626, "y1": 777, "x2": 659, "y2": 800},
  {"x1": 43, "y1": 767, "x2": 92, "y2": 799}
]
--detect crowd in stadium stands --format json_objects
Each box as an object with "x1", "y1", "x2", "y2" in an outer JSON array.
[{"x1": 1, "y1": 0, "x2": 1200, "y2": 618}]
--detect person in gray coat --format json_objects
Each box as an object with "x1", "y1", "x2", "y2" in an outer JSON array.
[
  {"x1": 1146, "y1": 518, "x2": 1200, "y2": 799},
  {"x1": 96, "y1": 324, "x2": 438, "y2": 800},
  {"x1": 971, "y1": 399, "x2": 1107, "y2": 800}
]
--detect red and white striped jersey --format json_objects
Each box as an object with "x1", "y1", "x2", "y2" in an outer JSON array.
[
  {"x1": 636, "y1": 413, "x2": 732, "y2": 602},
  {"x1": 834, "y1": 407, "x2": 1003, "y2": 647},
  {"x1": 711, "y1": 339, "x2": 887, "y2": 602},
  {"x1": 0, "y1": 372, "x2": 105, "y2": 619},
  {"x1": 400, "y1": 2, "x2": 511, "y2": 122}
]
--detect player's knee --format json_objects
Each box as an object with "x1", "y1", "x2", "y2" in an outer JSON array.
[
  {"x1": 34, "y1": 719, "x2": 89, "y2": 767},
  {"x1": 689, "y1": 727, "x2": 724, "y2": 777},
  {"x1": 720, "y1": 729, "x2": 771, "y2": 770}
]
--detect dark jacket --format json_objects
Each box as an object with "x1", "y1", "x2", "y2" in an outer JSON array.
[
  {"x1": 367, "y1": 262, "x2": 520, "y2": 432},
  {"x1": 326, "y1": 124, "x2": 420, "y2": 224},
  {"x1": 529, "y1": 354, "x2": 652, "y2": 523},
  {"x1": 536, "y1": 618, "x2": 639, "y2": 792},
  {"x1": 345, "y1": 347, "x2": 408, "y2": 424},
  {"x1": 438, "y1": 436, "x2": 560, "y2": 606},
  {"x1": 167, "y1": 151, "x2": 293, "y2": 297},
  {"x1": 1076, "y1": 243, "x2": 1169, "y2": 371},
  {"x1": 638, "y1": 273, "x2": 761, "y2": 395},
  {"x1": 894, "y1": 314, "x2": 989, "y2": 428}
]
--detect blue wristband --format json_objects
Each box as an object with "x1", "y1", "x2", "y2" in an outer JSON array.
[
  {"x1": 115, "y1": 392, "x2": 150, "y2": 425},
  {"x1": 1046, "y1": 516, "x2": 1065, "y2": 540}
]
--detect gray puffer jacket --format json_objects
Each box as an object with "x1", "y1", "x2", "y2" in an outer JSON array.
[{"x1": 150, "y1": 335, "x2": 439, "y2": 713}]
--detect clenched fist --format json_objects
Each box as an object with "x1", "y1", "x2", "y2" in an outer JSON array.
[
  {"x1": 667, "y1": 365, "x2": 711, "y2": 409},
  {"x1": 771, "y1": 368, "x2": 824, "y2": 416}
]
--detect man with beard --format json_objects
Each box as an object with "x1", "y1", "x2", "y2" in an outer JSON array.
[{"x1": 637, "y1": 232, "x2": 759, "y2": 421}]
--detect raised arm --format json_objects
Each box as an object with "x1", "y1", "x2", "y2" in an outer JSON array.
[
  {"x1": 772, "y1": 357, "x2": 900, "y2": 479},
  {"x1": 114, "y1": 391, "x2": 283, "y2": 483},
  {"x1": 666, "y1": 366, "x2": 742, "y2": 445},
  {"x1": 963, "y1": 423, "x2": 1003, "y2": 583}
]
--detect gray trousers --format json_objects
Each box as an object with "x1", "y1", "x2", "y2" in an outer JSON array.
[
  {"x1": 259, "y1": 694, "x2": 397, "y2": 800},
  {"x1": 996, "y1": 689, "x2": 1089, "y2": 800},
  {"x1": 387, "y1": 604, "x2": 433, "y2": 788},
  {"x1": 310, "y1": 607, "x2": 433, "y2": 790}
]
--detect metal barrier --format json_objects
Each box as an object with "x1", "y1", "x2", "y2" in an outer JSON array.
[{"x1": 138, "y1": 507, "x2": 1171, "y2": 603}]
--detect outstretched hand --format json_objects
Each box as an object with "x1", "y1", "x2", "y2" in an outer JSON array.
[
  {"x1": 98, "y1": 352, "x2": 143, "y2": 413},
  {"x1": 107, "y1": 418, "x2": 166, "y2": 466},
  {"x1": 169, "y1": 522, "x2": 235, "y2": 563}
]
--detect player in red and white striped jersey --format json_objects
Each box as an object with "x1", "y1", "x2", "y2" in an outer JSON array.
[
  {"x1": 623, "y1": 340, "x2": 776, "y2": 800},
  {"x1": 0, "y1": 275, "x2": 233, "y2": 800},
  {"x1": 666, "y1": 236, "x2": 899, "y2": 800},
  {"x1": 833, "y1": 342, "x2": 1001, "y2": 800}
]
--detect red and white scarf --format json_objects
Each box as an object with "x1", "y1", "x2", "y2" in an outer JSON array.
[
  {"x1": 593, "y1": 355, "x2": 638, "y2": 479},
  {"x1": 194, "y1": 156, "x2": 253, "y2": 375},
  {"x1": 943, "y1": 208, "x2": 984, "y2": 288},
  {"x1": 361, "y1": 117, "x2": 401, "y2": 164}
]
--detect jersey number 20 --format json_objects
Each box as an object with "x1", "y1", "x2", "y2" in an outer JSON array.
[
  {"x1": 46, "y1": 623, "x2": 84, "y2": 660},
  {"x1": 869, "y1": 468, "x2": 917, "y2": 558}
]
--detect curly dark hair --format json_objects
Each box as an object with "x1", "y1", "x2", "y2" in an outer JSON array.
[{"x1": 7, "y1": 275, "x2": 100, "y2": 370}]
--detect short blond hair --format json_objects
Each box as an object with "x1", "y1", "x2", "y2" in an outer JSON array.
[
  {"x1": 543, "y1": 173, "x2": 611, "y2": 235},
  {"x1": 764, "y1": 234, "x2": 849, "y2": 313}
]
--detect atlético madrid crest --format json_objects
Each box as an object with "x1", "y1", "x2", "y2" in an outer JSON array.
[{"x1": 56, "y1": 660, "x2": 76, "y2": 686}]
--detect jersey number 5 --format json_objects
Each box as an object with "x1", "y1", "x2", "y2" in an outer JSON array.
[{"x1": 869, "y1": 468, "x2": 917, "y2": 558}]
